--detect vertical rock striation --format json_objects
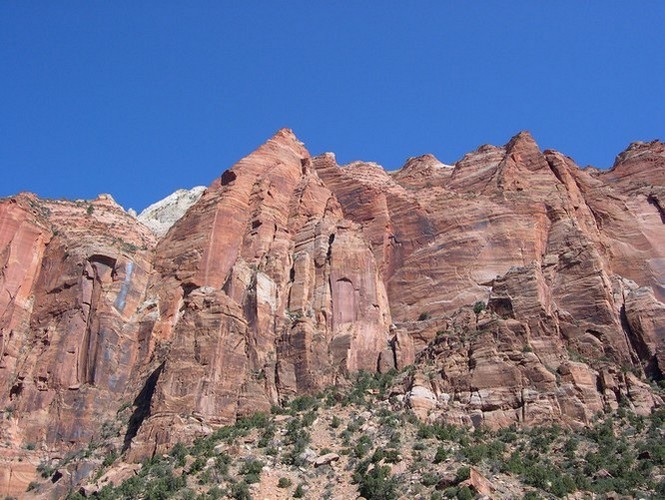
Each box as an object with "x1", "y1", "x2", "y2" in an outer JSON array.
[{"x1": 1, "y1": 130, "x2": 664, "y2": 492}]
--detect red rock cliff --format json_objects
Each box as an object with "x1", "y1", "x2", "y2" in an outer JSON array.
[{"x1": 1, "y1": 130, "x2": 664, "y2": 494}]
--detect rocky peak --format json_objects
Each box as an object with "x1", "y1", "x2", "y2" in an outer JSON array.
[
  {"x1": 614, "y1": 139, "x2": 665, "y2": 165},
  {"x1": 392, "y1": 153, "x2": 453, "y2": 189},
  {"x1": 208, "y1": 128, "x2": 309, "y2": 194},
  {"x1": 505, "y1": 130, "x2": 539, "y2": 154},
  {"x1": 604, "y1": 140, "x2": 665, "y2": 194},
  {"x1": 446, "y1": 132, "x2": 555, "y2": 194},
  {"x1": 502, "y1": 130, "x2": 552, "y2": 174},
  {"x1": 137, "y1": 186, "x2": 206, "y2": 237}
]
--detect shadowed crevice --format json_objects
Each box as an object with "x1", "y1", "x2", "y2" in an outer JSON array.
[
  {"x1": 647, "y1": 195, "x2": 665, "y2": 224},
  {"x1": 122, "y1": 362, "x2": 165, "y2": 453}
]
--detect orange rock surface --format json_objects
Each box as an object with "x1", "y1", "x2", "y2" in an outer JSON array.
[{"x1": 1, "y1": 129, "x2": 664, "y2": 493}]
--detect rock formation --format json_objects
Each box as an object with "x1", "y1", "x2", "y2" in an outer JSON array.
[
  {"x1": 137, "y1": 186, "x2": 206, "y2": 237},
  {"x1": 0, "y1": 129, "x2": 664, "y2": 494}
]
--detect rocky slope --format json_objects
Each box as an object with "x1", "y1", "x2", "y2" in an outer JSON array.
[
  {"x1": 0, "y1": 129, "x2": 664, "y2": 497},
  {"x1": 33, "y1": 371, "x2": 665, "y2": 500}
]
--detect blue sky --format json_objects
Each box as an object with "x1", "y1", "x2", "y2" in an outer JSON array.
[{"x1": 2, "y1": 3, "x2": 664, "y2": 211}]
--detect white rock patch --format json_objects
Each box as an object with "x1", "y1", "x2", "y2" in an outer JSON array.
[{"x1": 138, "y1": 186, "x2": 206, "y2": 237}]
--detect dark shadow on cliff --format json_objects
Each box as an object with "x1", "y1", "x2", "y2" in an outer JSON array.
[{"x1": 122, "y1": 362, "x2": 165, "y2": 452}]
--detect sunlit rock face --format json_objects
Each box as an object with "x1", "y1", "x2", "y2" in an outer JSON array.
[
  {"x1": 137, "y1": 186, "x2": 206, "y2": 238},
  {"x1": 315, "y1": 132, "x2": 665, "y2": 427},
  {"x1": 1, "y1": 129, "x2": 664, "y2": 490},
  {"x1": 125, "y1": 129, "x2": 392, "y2": 458}
]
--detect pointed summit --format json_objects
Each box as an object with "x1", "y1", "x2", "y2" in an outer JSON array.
[
  {"x1": 271, "y1": 127, "x2": 300, "y2": 143},
  {"x1": 505, "y1": 130, "x2": 540, "y2": 155},
  {"x1": 247, "y1": 127, "x2": 309, "y2": 161},
  {"x1": 501, "y1": 130, "x2": 552, "y2": 177},
  {"x1": 265, "y1": 127, "x2": 304, "y2": 150},
  {"x1": 214, "y1": 128, "x2": 310, "y2": 189}
]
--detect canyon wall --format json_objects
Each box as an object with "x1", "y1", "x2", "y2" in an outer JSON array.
[{"x1": 0, "y1": 130, "x2": 663, "y2": 495}]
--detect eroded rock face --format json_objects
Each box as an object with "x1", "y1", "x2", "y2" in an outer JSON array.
[
  {"x1": 123, "y1": 130, "x2": 392, "y2": 458},
  {"x1": 1, "y1": 129, "x2": 665, "y2": 491},
  {"x1": 313, "y1": 131, "x2": 665, "y2": 427},
  {"x1": 137, "y1": 186, "x2": 206, "y2": 238}
]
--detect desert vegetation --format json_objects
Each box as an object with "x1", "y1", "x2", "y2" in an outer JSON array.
[{"x1": 19, "y1": 369, "x2": 662, "y2": 499}]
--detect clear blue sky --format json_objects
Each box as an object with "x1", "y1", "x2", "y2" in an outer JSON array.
[{"x1": 2, "y1": 3, "x2": 664, "y2": 211}]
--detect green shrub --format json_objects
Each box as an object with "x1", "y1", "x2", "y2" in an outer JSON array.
[
  {"x1": 522, "y1": 463, "x2": 553, "y2": 490},
  {"x1": 240, "y1": 458, "x2": 264, "y2": 476},
  {"x1": 115, "y1": 475, "x2": 144, "y2": 497},
  {"x1": 169, "y1": 442, "x2": 188, "y2": 467},
  {"x1": 357, "y1": 464, "x2": 398, "y2": 500},
  {"x1": 433, "y1": 445, "x2": 447, "y2": 464},
  {"x1": 288, "y1": 396, "x2": 319, "y2": 412},
  {"x1": 456, "y1": 486, "x2": 474, "y2": 500},
  {"x1": 387, "y1": 431, "x2": 401, "y2": 449},
  {"x1": 258, "y1": 424, "x2": 275, "y2": 447},
  {"x1": 102, "y1": 450, "x2": 118, "y2": 467},
  {"x1": 442, "y1": 487, "x2": 458, "y2": 498},
  {"x1": 180, "y1": 488, "x2": 196, "y2": 500},
  {"x1": 277, "y1": 477, "x2": 292, "y2": 488},
  {"x1": 293, "y1": 483, "x2": 305, "y2": 498},
  {"x1": 265, "y1": 446, "x2": 278, "y2": 457},
  {"x1": 236, "y1": 412, "x2": 269, "y2": 430},
  {"x1": 550, "y1": 474, "x2": 577, "y2": 498},
  {"x1": 244, "y1": 472, "x2": 261, "y2": 484},
  {"x1": 563, "y1": 436, "x2": 579, "y2": 458},
  {"x1": 302, "y1": 410, "x2": 317, "y2": 427},
  {"x1": 461, "y1": 443, "x2": 488, "y2": 464},
  {"x1": 421, "y1": 472, "x2": 439, "y2": 487},
  {"x1": 473, "y1": 301, "x2": 486, "y2": 314},
  {"x1": 383, "y1": 449, "x2": 401, "y2": 464},
  {"x1": 37, "y1": 461, "x2": 54, "y2": 478},
  {"x1": 188, "y1": 456, "x2": 207, "y2": 474},
  {"x1": 353, "y1": 434, "x2": 373, "y2": 458},
  {"x1": 230, "y1": 481, "x2": 252, "y2": 500},
  {"x1": 207, "y1": 486, "x2": 224, "y2": 499},
  {"x1": 214, "y1": 453, "x2": 231, "y2": 476},
  {"x1": 455, "y1": 466, "x2": 470, "y2": 483}
]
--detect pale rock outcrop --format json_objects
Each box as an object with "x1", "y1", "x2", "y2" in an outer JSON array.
[
  {"x1": 137, "y1": 186, "x2": 206, "y2": 237},
  {"x1": 314, "y1": 452, "x2": 340, "y2": 467}
]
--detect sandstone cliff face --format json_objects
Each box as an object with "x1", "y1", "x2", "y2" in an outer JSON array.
[
  {"x1": 1, "y1": 129, "x2": 664, "y2": 494},
  {"x1": 0, "y1": 194, "x2": 156, "y2": 495},
  {"x1": 313, "y1": 132, "x2": 664, "y2": 428},
  {"x1": 125, "y1": 130, "x2": 391, "y2": 459}
]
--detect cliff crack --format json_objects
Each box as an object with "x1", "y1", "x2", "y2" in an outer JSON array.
[
  {"x1": 647, "y1": 194, "x2": 665, "y2": 224},
  {"x1": 122, "y1": 362, "x2": 165, "y2": 453}
]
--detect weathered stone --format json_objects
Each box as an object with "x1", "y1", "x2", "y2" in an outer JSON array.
[
  {"x1": 1, "y1": 130, "x2": 665, "y2": 493},
  {"x1": 313, "y1": 453, "x2": 340, "y2": 467},
  {"x1": 459, "y1": 467, "x2": 494, "y2": 496},
  {"x1": 137, "y1": 186, "x2": 206, "y2": 237}
]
